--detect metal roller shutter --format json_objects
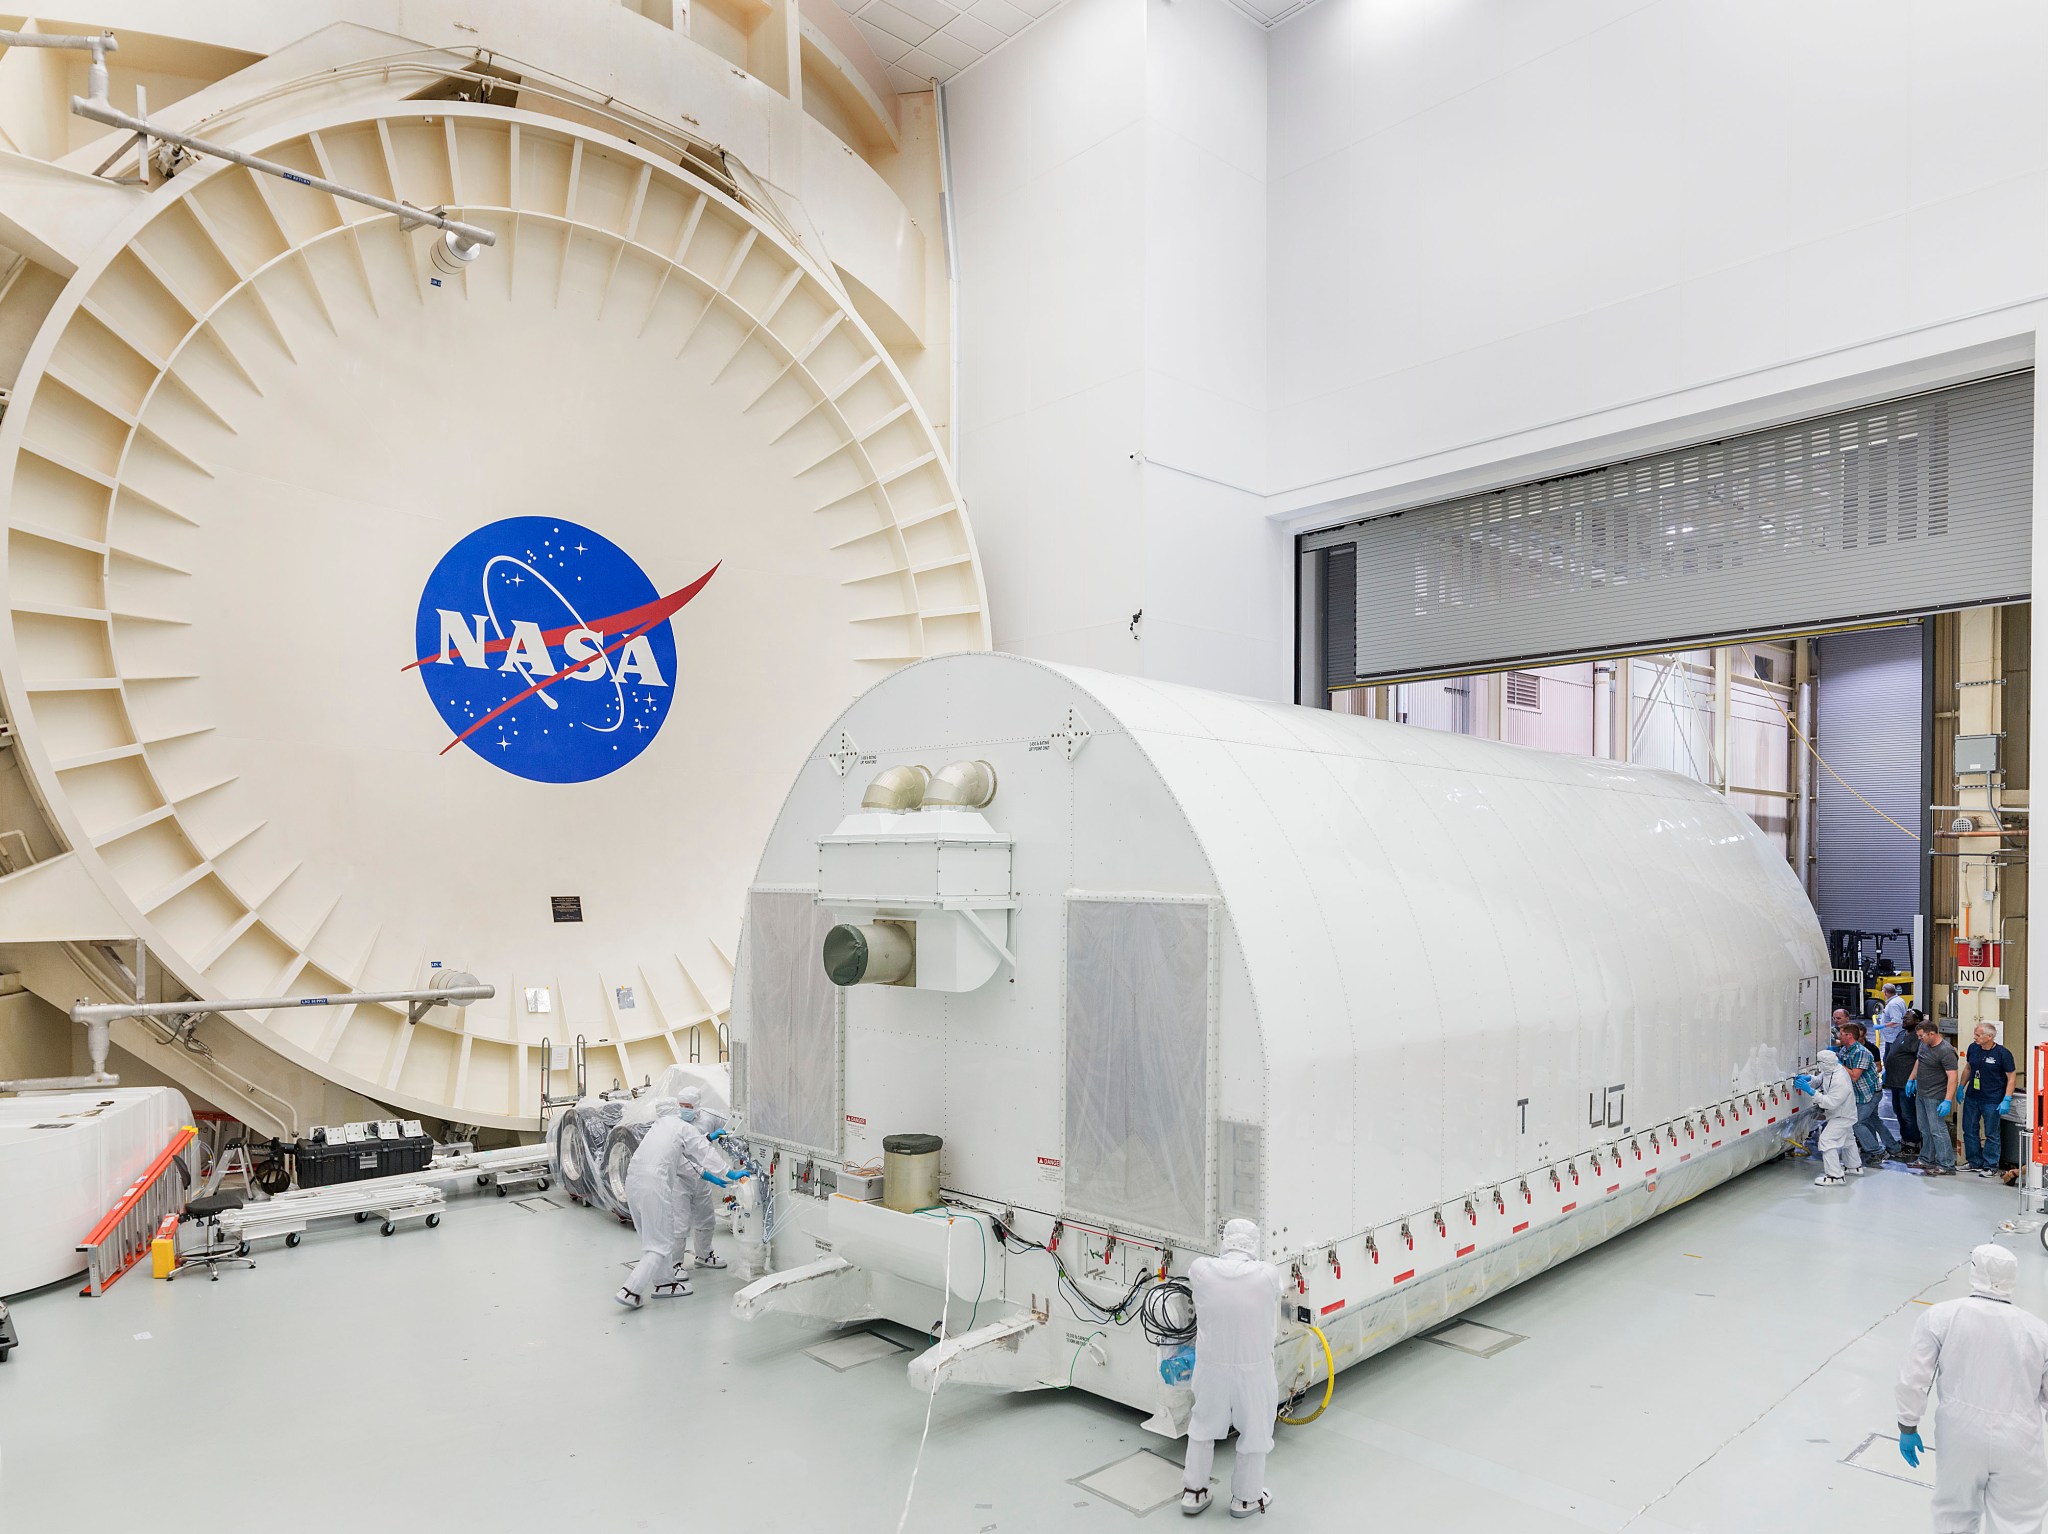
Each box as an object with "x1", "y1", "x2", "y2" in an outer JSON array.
[
  {"x1": 1813, "y1": 626, "x2": 1923, "y2": 938},
  {"x1": 1321, "y1": 544, "x2": 1357, "y2": 694},
  {"x1": 1315, "y1": 373, "x2": 2033, "y2": 684}
]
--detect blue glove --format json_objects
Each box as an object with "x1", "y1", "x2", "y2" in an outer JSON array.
[
  {"x1": 730, "y1": 1167, "x2": 751, "y2": 1180},
  {"x1": 1898, "y1": 1429, "x2": 1923, "y2": 1468},
  {"x1": 1794, "y1": 1074, "x2": 1814, "y2": 1095},
  {"x1": 700, "y1": 1170, "x2": 732, "y2": 1187},
  {"x1": 708, "y1": 1128, "x2": 728, "y2": 1141},
  {"x1": 2001, "y1": 1096, "x2": 2014, "y2": 1116},
  {"x1": 1905, "y1": 1080, "x2": 1917, "y2": 1098},
  {"x1": 1937, "y1": 1100, "x2": 1953, "y2": 1120}
]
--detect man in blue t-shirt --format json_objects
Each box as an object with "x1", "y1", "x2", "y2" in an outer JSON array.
[
  {"x1": 1835, "y1": 1018, "x2": 1895, "y2": 1162},
  {"x1": 1962, "y1": 1022, "x2": 2017, "y2": 1176},
  {"x1": 1875, "y1": 983, "x2": 1909, "y2": 1047}
]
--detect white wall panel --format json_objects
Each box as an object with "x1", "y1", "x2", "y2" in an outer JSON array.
[
  {"x1": 1270, "y1": 0, "x2": 2048, "y2": 506},
  {"x1": 949, "y1": 0, "x2": 1286, "y2": 700},
  {"x1": 949, "y1": 0, "x2": 2048, "y2": 697}
]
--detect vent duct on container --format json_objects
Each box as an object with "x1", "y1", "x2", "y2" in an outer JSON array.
[
  {"x1": 923, "y1": 760, "x2": 998, "y2": 810},
  {"x1": 861, "y1": 765, "x2": 930, "y2": 812},
  {"x1": 823, "y1": 921, "x2": 915, "y2": 986}
]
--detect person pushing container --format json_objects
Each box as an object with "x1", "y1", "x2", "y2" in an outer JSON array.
[
  {"x1": 613, "y1": 1099, "x2": 748, "y2": 1309},
  {"x1": 1181, "y1": 1219, "x2": 1280, "y2": 1519}
]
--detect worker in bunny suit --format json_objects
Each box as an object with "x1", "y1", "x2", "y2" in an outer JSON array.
[
  {"x1": 1797, "y1": 1049, "x2": 1862, "y2": 1187},
  {"x1": 613, "y1": 1099, "x2": 745, "y2": 1309},
  {"x1": 1896, "y1": 1243, "x2": 2048, "y2": 1533},
  {"x1": 1181, "y1": 1218, "x2": 1282, "y2": 1518},
  {"x1": 672, "y1": 1086, "x2": 734, "y2": 1272}
]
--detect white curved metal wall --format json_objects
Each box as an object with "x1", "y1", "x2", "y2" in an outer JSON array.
[{"x1": 0, "y1": 103, "x2": 987, "y2": 1130}]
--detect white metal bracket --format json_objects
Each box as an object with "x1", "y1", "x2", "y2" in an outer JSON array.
[
  {"x1": 827, "y1": 732, "x2": 861, "y2": 778},
  {"x1": 1051, "y1": 707, "x2": 1092, "y2": 762},
  {"x1": 952, "y1": 905, "x2": 1018, "y2": 970},
  {"x1": 906, "y1": 1311, "x2": 1044, "y2": 1392}
]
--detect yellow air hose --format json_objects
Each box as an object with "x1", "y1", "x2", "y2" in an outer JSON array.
[{"x1": 1277, "y1": 1325, "x2": 1334, "y2": 1425}]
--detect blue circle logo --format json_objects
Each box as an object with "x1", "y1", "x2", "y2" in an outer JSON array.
[{"x1": 408, "y1": 517, "x2": 716, "y2": 784}]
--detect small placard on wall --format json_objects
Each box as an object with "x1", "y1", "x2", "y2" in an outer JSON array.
[{"x1": 551, "y1": 895, "x2": 583, "y2": 923}]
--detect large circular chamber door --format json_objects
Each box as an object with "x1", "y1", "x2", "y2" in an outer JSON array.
[{"x1": 0, "y1": 105, "x2": 985, "y2": 1128}]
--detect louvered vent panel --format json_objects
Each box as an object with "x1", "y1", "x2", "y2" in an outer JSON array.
[{"x1": 1318, "y1": 373, "x2": 2031, "y2": 683}]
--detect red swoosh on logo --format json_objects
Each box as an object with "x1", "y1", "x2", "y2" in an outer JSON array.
[{"x1": 412, "y1": 563, "x2": 719, "y2": 755}]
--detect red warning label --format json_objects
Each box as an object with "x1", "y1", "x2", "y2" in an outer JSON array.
[{"x1": 845, "y1": 1115, "x2": 867, "y2": 1126}]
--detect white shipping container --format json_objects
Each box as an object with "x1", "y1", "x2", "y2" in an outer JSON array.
[{"x1": 731, "y1": 655, "x2": 1827, "y2": 1426}]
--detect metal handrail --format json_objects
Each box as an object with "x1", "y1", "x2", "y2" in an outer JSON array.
[{"x1": 78, "y1": 1125, "x2": 197, "y2": 1296}]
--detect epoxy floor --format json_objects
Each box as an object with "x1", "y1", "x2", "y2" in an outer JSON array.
[{"x1": 0, "y1": 1156, "x2": 2036, "y2": 1532}]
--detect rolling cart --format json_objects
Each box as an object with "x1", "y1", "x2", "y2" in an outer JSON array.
[{"x1": 214, "y1": 1182, "x2": 446, "y2": 1250}]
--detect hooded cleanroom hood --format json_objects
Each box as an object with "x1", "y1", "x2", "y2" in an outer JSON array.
[
  {"x1": 1972, "y1": 1243, "x2": 2020, "y2": 1301},
  {"x1": 1220, "y1": 1219, "x2": 1261, "y2": 1260},
  {"x1": 1816, "y1": 1049, "x2": 1841, "y2": 1071}
]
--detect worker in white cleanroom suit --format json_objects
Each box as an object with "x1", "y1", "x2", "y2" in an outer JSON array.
[
  {"x1": 676, "y1": 1082, "x2": 728, "y2": 1138},
  {"x1": 1796, "y1": 1049, "x2": 1862, "y2": 1186},
  {"x1": 1181, "y1": 1218, "x2": 1282, "y2": 1519},
  {"x1": 673, "y1": 1088, "x2": 733, "y2": 1273},
  {"x1": 1896, "y1": 1243, "x2": 2048, "y2": 1533},
  {"x1": 613, "y1": 1099, "x2": 746, "y2": 1309}
]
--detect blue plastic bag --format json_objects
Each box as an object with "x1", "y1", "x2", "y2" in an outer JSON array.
[{"x1": 1159, "y1": 1345, "x2": 1195, "y2": 1385}]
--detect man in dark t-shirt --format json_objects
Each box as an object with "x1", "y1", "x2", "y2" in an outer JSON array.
[
  {"x1": 1962, "y1": 1022, "x2": 2017, "y2": 1176},
  {"x1": 1884, "y1": 1019, "x2": 1923, "y2": 1156},
  {"x1": 1912, "y1": 1021, "x2": 1960, "y2": 1175}
]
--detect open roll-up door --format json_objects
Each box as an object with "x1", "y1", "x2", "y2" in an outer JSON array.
[{"x1": 1311, "y1": 373, "x2": 2032, "y2": 685}]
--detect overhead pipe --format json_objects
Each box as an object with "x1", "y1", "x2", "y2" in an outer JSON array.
[
  {"x1": 72, "y1": 976, "x2": 491, "y2": 1030},
  {"x1": 67, "y1": 66, "x2": 497, "y2": 252},
  {"x1": 0, "y1": 29, "x2": 116, "y2": 99}
]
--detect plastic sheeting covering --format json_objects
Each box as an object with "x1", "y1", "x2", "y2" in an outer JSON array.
[
  {"x1": 549, "y1": 1099, "x2": 629, "y2": 1214},
  {"x1": 1064, "y1": 898, "x2": 1212, "y2": 1243},
  {"x1": 551, "y1": 1089, "x2": 752, "y2": 1228},
  {"x1": 744, "y1": 890, "x2": 841, "y2": 1154}
]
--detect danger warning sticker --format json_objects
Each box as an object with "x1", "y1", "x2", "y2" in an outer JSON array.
[{"x1": 1038, "y1": 1155, "x2": 1061, "y2": 1183}]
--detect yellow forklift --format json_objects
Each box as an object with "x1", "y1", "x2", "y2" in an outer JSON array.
[{"x1": 1828, "y1": 928, "x2": 1914, "y2": 1018}]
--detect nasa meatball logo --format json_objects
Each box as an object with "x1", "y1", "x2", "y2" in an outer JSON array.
[{"x1": 407, "y1": 516, "x2": 717, "y2": 784}]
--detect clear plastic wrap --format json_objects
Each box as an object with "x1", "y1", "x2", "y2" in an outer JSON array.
[
  {"x1": 551, "y1": 1090, "x2": 749, "y2": 1226},
  {"x1": 548, "y1": 1097, "x2": 625, "y2": 1210},
  {"x1": 1063, "y1": 897, "x2": 1212, "y2": 1243},
  {"x1": 744, "y1": 890, "x2": 841, "y2": 1153}
]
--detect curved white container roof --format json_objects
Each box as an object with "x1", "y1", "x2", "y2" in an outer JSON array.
[
  {"x1": 1067, "y1": 660, "x2": 1825, "y2": 1242},
  {"x1": 743, "y1": 653, "x2": 1826, "y2": 1254}
]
